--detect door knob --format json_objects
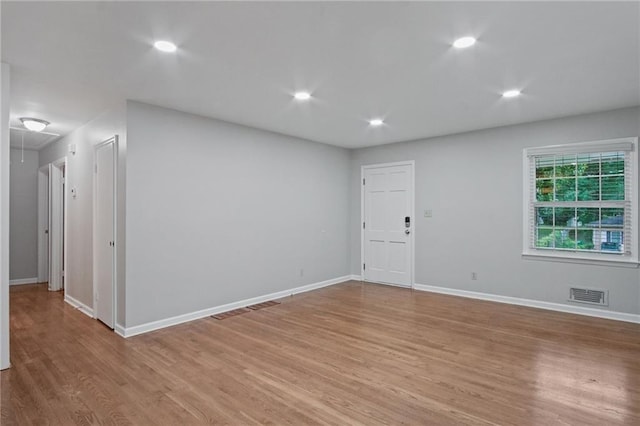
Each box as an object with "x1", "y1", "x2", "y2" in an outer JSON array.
[{"x1": 405, "y1": 229, "x2": 410, "y2": 235}]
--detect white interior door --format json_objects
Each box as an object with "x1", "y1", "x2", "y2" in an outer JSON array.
[
  {"x1": 95, "y1": 140, "x2": 115, "y2": 328},
  {"x1": 363, "y1": 162, "x2": 414, "y2": 287},
  {"x1": 38, "y1": 167, "x2": 49, "y2": 283},
  {"x1": 48, "y1": 163, "x2": 64, "y2": 291}
]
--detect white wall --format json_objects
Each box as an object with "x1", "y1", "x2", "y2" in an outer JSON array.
[
  {"x1": 351, "y1": 107, "x2": 640, "y2": 315},
  {"x1": 1, "y1": 62, "x2": 11, "y2": 369},
  {"x1": 125, "y1": 101, "x2": 351, "y2": 327},
  {"x1": 9, "y1": 149, "x2": 39, "y2": 281},
  {"x1": 39, "y1": 103, "x2": 126, "y2": 323}
]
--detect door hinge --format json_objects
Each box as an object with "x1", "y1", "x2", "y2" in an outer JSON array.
[
  {"x1": 363, "y1": 178, "x2": 365, "y2": 185},
  {"x1": 363, "y1": 263, "x2": 366, "y2": 270},
  {"x1": 363, "y1": 221, "x2": 365, "y2": 229}
]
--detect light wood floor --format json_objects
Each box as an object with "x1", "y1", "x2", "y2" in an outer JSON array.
[{"x1": 1, "y1": 281, "x2": 639, "y2": 425}]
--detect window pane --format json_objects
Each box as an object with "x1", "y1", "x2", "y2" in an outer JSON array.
[
  {"x1": 577, "y1": 208, "x2": 599, "y2": 228},
  {"x1": 555, "y1": 230, "x2": 577, "y2": 249},
  {"x1": 577, "y1": 153, "x2": 600, "y2": 176},
  {"x1": 601, "y1": 175, "x2": 624, "y2": 200},
  {"x1": 576, "y1": 229, "x2": 595, "y2": 250},
  {"x1": 554, "y1": 207, "x2": 576, "y2": 227},
  {"x1": 555, "y1": 178, "x2": 576, "y2": 201},
  {"x1": 530, "y1": 146, "x2": 631, "y2": 257},
  {"x1": 601, "y1": 208, "x2": 624, "y2": 229},
  {"x1": 536, "y1": 179, "x2": 553, "y2": 201},
  {"x1": 596, "y1": 231, "x2": 624, "y2": 252},
  {"x1": 555, "y1": 155, "x2": 576, "y2": 177},
  {"x1": 536, "y1": 228, "x2": 555, "y2": 248},
  {"x1": 577, "y1": 177, "x2": 599, "y2": 201},
  {"x1": 536, "y1": 207, "x2": 553, "y2": 226},
  {"x1": 601, "y1": 152, "x2": 624, "y2": 175},
  {"x1": 536, "y1": 156, "x2": 554, "y2": 178}
]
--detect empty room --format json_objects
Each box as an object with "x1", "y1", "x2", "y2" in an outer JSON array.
[{"x1": 1, "y1": 1, "x2": 639, "y2": 425}]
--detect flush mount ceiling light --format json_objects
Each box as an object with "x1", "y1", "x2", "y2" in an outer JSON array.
[
  {"x1": 154, "y1": 40, "x2": 177, "y2": 53},
  {"x1": 369, "y1": 119, "x2": 384, "y2": 126},
  {"x1": 294, "y1": 91, "x2": 311, "y2": 101},
  {"x1": 453, "y1": 36, "x2": 476, "y2": 49},
  {"x1": 20, "y1": 117, "x2": 50, "y2": 132},
  {"x1": 502, "y1": 89, "x2": 522, "y2": 98}
]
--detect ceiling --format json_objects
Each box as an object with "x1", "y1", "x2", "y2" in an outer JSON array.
[
  {"x1": 9, "y1": 128, "x2": 60, "y2": 151},
  {"x1": 2, "y1": 2, "x2": 639, "y2": 149}
]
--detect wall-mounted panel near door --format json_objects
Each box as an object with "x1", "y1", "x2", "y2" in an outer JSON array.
[
  {"x1": 94, "y1": 136, "x2": 117, "y2": 329},
  {"x1": 361, "y1": 161, "x2": 414, "y2": 287}
]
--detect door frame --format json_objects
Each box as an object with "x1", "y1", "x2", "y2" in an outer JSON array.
[
  {"x1": 360, "y1": 160, "x2": 415, "y2": 288},
  {"x1": 37, "y1": 165, "x2": 49, "y2": 283},
  {"x1": 92, "y1": 136, "x2": 118, "y2": 325},
  {"x1": 48, "y1": 157, "x2": 68, "y2": 291}
]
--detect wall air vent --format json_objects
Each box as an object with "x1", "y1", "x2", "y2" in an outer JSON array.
[{"x1": 569, "y1": 287, "x2": 608, "y2": 306}]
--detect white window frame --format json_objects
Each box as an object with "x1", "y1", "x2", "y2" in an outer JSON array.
[{"x1": 522, "y1": 137, "x2": 639, "y2": 268}]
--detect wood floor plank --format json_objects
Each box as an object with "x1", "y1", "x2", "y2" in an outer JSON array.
[{"x1": 1, "y1": 281, "x2": 639, "y2": 425}]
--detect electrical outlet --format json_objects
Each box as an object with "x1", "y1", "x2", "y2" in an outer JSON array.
[{"x1": 471, "y1": 272, "x2": 478, "y2": 280}]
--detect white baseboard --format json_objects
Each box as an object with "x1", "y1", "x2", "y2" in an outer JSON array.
[
  {"x1": 64, "y1": 294, "x2": 94, "y2": 318},
  {"x1": 114, "y1": 324, "x2": 126, "y2": 337},
  {"x1": 349, "y1": 274, "x2": 362, "y2": 281},
  {"x1": 413, "y1": 283, "x2": 640, "y2": 324},
  {"x1": 120, "y1": 275, "x2": 352, "y2": 338},
  {"x1": 9, "y1": 277, "x2": 38, "y2": 286}
]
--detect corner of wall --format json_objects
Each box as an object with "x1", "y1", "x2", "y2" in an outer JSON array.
[
  {"x1": 37, "y1": 101, "x2": 128, "y2": 326},
  {"x1": 1, "y1": 62, "x2": 12, "y2": 369}
]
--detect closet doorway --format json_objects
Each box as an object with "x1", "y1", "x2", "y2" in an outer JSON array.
[{"x1": 38, "y1": 157, "x2": 67, "y2": 291}]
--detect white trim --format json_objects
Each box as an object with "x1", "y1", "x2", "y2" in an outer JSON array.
[
  {"x1": 362, "y1": 160, "x2": 417, "y2": 169},
  {"x1": 522, "y1": 252, "x2": 639, "y2": 268},
  {"x1": 1, "y1": 63, "x2": 11, "y2": 370},
  {"x1": 9, "y1": 277, "x2": 38, "y2": 286},
  {"x1": 114, "y1": 324, "x2": 126, "y2": 337},
  {"x1": 64, "y1": 294, "x2": 94, "y2": 318},
  {"x1": 349, "y1": 274, "x2": 362, "y2": 281},
  {"x1": 522, "y1": 149, "x2": 530, "y2": 255},
  {"x1": 525, "y1": 137, "x2": 636, "y2": 156},
  {"x1": 360, "y1": 166, "x2": 364, "y2": 279},
  {"x1": 414, "y1": 283, "x2": 640, "y2": 324},
  {"x1": 360, "y1": 160, "x2": 415, "y2": 288},
  {"x1": 119, "y1": 275, "x2": 352, "y2": 338}
]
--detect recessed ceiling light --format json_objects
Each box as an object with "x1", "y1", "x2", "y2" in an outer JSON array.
[
  {"x1": 502, "y1": 89, "x2": 521, "y2": 98},
  {"x1": 294, "y1": 91, "x2": 311, "y2": 101},
  {"x1": 154, "y1": 40, "x2": 177, "y2": 53},
  {"x1": 369, "y1": 119, "x2": 384, "y2": 126},
  {"x1": 453, "y1": 36, "x2": 476, "y2": 49},
  {"x1": 20, "y1": 117, "x2": 50, "y2": 132}
]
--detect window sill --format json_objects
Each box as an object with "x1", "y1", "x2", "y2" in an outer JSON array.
[{"x1": 522, "y1": 251, "x2": 640, "y2": 268}]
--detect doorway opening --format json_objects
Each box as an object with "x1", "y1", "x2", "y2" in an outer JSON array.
[
  {"x1": 361, "y1": 161, "x2": 415, "y2": 288},
  {"x1": 38, "y1": 157, "x2": 67, "y2": 292},
  {"x1": 93, "y1": 136, "x2": 117, "y2": 329}
]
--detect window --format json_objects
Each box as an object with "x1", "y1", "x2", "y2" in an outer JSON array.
[{"x1": 523, "y1": 138, "x2": 638, "y2": 266}]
